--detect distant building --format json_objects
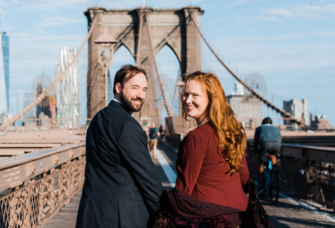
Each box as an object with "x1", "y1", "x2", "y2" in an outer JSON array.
[
  {"x1": 283, "y1": 98, "x2": 308, "y2": 125},
  {"x1": 17, "y1": 92, "x2": 35, "y2": 125},
  {"x1": 232, "y1": 82, "x2": 244, "y2": 95},
  {"x1": 35, "y1": 84, "x2": 53, "y2": 120},
  {"x1": 0, "y1": 31, "x2": 9, "y2": 123},
  {"x1": 311, "y1": 115, "x2": 334, "y2": 130},
  {"x1": 17, "y1": 92, "x2": 35, "y2": 118},
  {"x1": 227, "y1": 82, "x2": 263, "y2": 128},
  {"x1": 55, "y1": 48, "x2": 80, "y2": 127}
]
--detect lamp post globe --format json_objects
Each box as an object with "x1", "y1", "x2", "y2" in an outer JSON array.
[
  {"x1": 94, "y1": 26, "x2": 117, "y2": 107},
  {"x1": 102, "y1": 50, "x2": 110, "y2": 59}
]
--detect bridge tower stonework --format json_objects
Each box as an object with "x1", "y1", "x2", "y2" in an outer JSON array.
[{"x1": 84, "y1": 7, "x2": 204, "y2": 125}]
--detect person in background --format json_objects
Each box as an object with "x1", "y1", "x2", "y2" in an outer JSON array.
[
  {"x1": 149, "y1": 122, "x2": 160, "y2": 158},
  {"x1": 159, "y1": 125, "x2": 164, "y2": 138},
  {"x1": 254, "y1": 117, "x2": 282, "y2": 193}
]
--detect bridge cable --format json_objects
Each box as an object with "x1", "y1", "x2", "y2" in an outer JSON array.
[
  {"x1": 0, "y1": 17, "x2": 99, "y2": 131},
  {"x1": 188, "y1": 12, "x2": 298, "y2": 123},
  {"x1": 136, "y1": 12, "x2": 144, "y2": 66},
  {"x1": 145, "y1": 12, "x2": 173, "y2": 117}
]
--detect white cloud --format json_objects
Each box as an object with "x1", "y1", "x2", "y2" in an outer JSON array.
[
  {"x1": 4, "y1": 0, "x2": 205, "y2": 12},
  {"x1": 253, "y1": 16, "x2": 283, "y2": 22},
  {"x1": 9, "y1": 32, "x2": 85, "y2": 84},
  {"x1": 218, "y1": 31, "x2": 335, "y2": 42},
  {"x1": 208, "y1": 35, "x2": 335, "y2": 74},
  {"x1": 4, "y1": 0, "x2": 90, "y2": 10},
  {"x1": 149, "y1": 0, "x2": 203, "y2": 8},
  {"x1": 227, "y1": 0, "x2": 264, "y2": 7},
  {"x1": 34, "y1": 15, "x2": 85, "y2": 31},
  {"x1": 262, "y1": 4, "x2": 335, "y2": 20}
]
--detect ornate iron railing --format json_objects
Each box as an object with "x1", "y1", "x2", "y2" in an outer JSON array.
[
  {"x1": 0, "y1": 143, "x2": 85, "y2": 227},
  {"x1": 246, "y1": 140, "x2": 335, "y2": 210}
]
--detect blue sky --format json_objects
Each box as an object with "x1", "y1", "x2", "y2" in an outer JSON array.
[{"x1": 1, "y1": 0, "x2": 334, "y2": 126}]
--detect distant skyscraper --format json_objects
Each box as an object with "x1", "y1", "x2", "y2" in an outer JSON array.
[
  {"x1": 0, "y1": 31, "x2": 8, "y2": 120},
  {"x1": 2, "y1": 32, "x2": 9, "y2": 112},
  {"x1": 55, "y1": 48, "x2": 80, "y2": 127}
]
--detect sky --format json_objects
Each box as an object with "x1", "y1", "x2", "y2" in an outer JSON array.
[{"x1": 1, "y1": 0, "x2": 334, "y2": 126}]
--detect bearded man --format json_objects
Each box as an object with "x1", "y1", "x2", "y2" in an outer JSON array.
[{"x1": 76, "y1": 65, "x2": 162, "y2": 228}]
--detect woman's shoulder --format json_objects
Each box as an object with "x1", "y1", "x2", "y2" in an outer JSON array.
[{"x1": 187, "y1": 122, "x2": 216, "y2": 138}]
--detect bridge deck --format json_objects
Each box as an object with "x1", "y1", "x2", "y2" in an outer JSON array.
[
  {"x1": 44, "y1": 191, "x2": 82, "y2": 228},
  {"x1": 44, "y1": 141, "x2": 335, "y2": 228}
]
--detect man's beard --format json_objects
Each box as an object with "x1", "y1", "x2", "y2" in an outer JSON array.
[{"x1": 120, "y1": 91, "x2": 144, "y2": 113}]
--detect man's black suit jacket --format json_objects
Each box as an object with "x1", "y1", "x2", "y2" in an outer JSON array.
[{"x1": 75, "y1": 101, "x2": 162, "y2": 228}]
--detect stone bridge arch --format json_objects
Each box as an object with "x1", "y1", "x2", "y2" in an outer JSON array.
[{"x1": 85, "y1": 6, "x2": 204, "y2": 124}]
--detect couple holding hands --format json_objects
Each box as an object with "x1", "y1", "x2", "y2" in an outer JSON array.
[{"x1": 75, "y1": 65, "x2": 272, "y2": 228}]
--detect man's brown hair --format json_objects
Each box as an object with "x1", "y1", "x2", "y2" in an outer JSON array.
[{"x1": 113, "y1": 65, "x2": 147, "y2": 95}]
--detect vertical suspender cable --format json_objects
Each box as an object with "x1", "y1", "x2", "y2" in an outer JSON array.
[
  {"x1": 145, "y1": 13, "x2": 173, "y2": 117},
  {"x1": 136, "y1": 11, "x2": 143, "y2": 66}
]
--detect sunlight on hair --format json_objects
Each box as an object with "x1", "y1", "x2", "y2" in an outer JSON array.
[{"x1": 182, "y1": 71, "x2": 247, "y2": 173}]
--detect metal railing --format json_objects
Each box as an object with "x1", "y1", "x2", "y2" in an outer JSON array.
[
  {"x1": 0, "y1": 143, "x2": 86, "y2": 227},
  {"x1": 246, "y1": 140, "x2": 335, "y2": 210},
  {"x1": 2, "y1": 118, "x2": 91, "y2": 132}
]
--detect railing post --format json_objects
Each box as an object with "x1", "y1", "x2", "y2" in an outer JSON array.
[
  {"x1": 24, "y1": 182, "x2": 32, "y2": 228},
  {"x1": 9, "y1": 193, "x2": 16, "y2": 227}
]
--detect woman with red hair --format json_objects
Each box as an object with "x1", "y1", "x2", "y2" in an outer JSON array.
[{"x1": 155, "y1": 71, "x2": 272, "y2": 228}]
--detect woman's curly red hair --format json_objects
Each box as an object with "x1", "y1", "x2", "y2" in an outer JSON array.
[{"x1": 182, "y1": 71, "x2": 247, "y2": 173}]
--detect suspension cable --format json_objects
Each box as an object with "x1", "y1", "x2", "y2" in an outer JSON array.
[
  {"x1": 145, "y1": 12, "x2": 173, "y2": 117},
  {"x1": 1, "y1": 17, "x2": 98, "y2": 131},
  {"x1": 188, "y1": 12, "x2": 298, "y2": 123}
]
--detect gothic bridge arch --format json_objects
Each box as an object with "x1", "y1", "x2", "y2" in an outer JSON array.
[{"x1": 85, "y1": 7, "x2": 204, "y2": 124}]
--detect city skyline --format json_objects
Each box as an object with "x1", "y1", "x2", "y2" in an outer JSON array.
[{"x1": 1, "y1": 0, "x2": 334, "y2": 126}]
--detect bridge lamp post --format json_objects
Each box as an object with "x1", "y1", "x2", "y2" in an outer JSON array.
[
  {"x1": 95, "y1": 27, "x2": 117, "y2": 107},
  {"x1": 176, "y1": 77, "x2": 185, "y2": 116}
]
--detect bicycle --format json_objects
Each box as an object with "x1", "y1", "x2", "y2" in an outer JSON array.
[{"x1": 258, "y1": 153, "x2": 279, "y2": 205}]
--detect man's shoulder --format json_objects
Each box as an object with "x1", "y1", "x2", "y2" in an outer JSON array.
[
  {"x1": 91, "y1": 102, "x2": 135, "y2": 127},
  {"x1": 106, "y1": 102, "x2": 134, "y2": 120},
  {"x1": 258, "y1": 124, "x2": 280, "y2": 133}
]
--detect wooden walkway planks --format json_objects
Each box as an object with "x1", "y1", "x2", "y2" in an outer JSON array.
[{"x1": 43, "y1": 191, "x2": 82, "y2": 228}]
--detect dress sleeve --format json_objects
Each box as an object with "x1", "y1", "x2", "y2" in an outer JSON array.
[
  {"x1": 239, "y1": 155, "x2": 250, "y2": 186},
  {"x1": 175, "y1": 134, "x2": 207, "y2": 195}
]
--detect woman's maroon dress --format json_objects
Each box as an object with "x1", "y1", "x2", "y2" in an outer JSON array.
[
  {"x1": 175, "y1": 122, "x2": 249, "y2": 211},
  {"x1": 155, "y1": 122, "x2": 273, "y2": 228}
]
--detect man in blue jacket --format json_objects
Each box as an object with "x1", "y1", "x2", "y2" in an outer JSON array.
[
  {"x1": 254, "y1": 117, "x2": 281, "y2": 191},
  {"x1": 76, "y1": 65, "x2": 162, "y2": 228}
]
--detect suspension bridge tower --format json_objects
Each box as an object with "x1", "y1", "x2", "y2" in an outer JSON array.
[{"x1": 84, "y1": 7, "x2": 204, "y2": 125}]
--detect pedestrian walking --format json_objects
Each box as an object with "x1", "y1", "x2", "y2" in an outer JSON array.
[{"x1": 149, "y1": 122, "x2": 160, "y2": 158}]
